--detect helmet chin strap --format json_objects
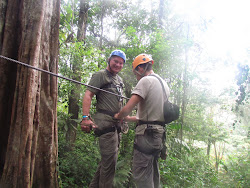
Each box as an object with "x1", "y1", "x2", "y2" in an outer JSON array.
[{"x1": 135, "y1": 63, "x2": 150, "y2": 77}]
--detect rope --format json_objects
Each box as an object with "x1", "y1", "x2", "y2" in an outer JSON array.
[{"x1": 0, "y1": 55, "x2": 129, "y2": 100}]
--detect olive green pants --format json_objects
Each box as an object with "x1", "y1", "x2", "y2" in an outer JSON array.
[
  {"x1": 89, "y1": 130, "x2": 119, "y2": 188},
  {"x1": 132, "y1": 128, "x2": 164, "y2": 188}
]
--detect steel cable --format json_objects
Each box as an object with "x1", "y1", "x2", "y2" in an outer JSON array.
[{"x1": 0, "y1": 55, "x2": 129, "y2": 100}]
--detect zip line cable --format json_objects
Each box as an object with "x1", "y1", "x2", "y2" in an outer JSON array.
[{"x1": 0, "y1": 55, "x2": 130, "y2": 100}]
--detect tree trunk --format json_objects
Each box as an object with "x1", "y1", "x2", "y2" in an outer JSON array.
[
  {"x1": 213, "y1": 141, "x2": 219, "y2": 172},
  {"x1": 0, "y1": 0, "x2": 60, "y2": 187},
  {"x1": 66, "y1": 0, "x2": 89, "y2": 145},
  {"x1": 207, "y1": 134, "x2": 212, "y2": 158},
  {"x1": 158, "y1": 0, "x2": 165, "y2": 27},
  {"x1": 77, "y1": 0, "x2": 89, "y2": 41},
  {"x1": 0, "y1": 0, "x2": 18, "y2": 178},
  {"x1": 213, "y1": 141, "x2": 225, "y2": 173}
]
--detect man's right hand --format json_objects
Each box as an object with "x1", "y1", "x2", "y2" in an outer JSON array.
[{"x1": 80, "y1": 119, "x2": 97, "y2": 133}]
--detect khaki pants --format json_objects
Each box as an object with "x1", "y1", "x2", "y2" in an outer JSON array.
[
  {"x1": 89, "y1": 130, "x2": 119, "y2": 188},
  {"x1": 132, "y1": 129, "x2": 164, "y2": 188}
]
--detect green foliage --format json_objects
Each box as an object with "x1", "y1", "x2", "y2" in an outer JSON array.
[
  {"x1": 160, "y1": 147, "x2": 218, "y2": 188},
  {"x1": 220, "y1": 152, "x2": 250, "y2": 188},
  {"x1": 114, "y1": 125, "x2": 136, "y2": 187},
  {"x1": 57, "y1": 0, "x2": 249, "y2": 187},
  {"x1": 58, "y1": 128, "x2": 100, "y2": 187},
  {"x1": 113, "y1": 160, "x2": 133, "y2": 188}
]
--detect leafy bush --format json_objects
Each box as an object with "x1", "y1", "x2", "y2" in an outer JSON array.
[
  {"x1": 220, "y1": 152, "x2": 250, "y2": 188},
  {"x1": 114, "y1": 127, "x2": 136, "y2": 188},
  {"x1": 113, "y1": 160, "x2": 133, "y2": 188},
  {"x1": 160, "y1": 146, "x2": 218, "y2": 188},
  {"x1": 58, "y1": 129, "x2": 100, "y2": 187}
]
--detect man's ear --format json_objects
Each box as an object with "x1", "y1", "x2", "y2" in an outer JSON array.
[{"x1": 107, "y1": 57, "x2": 110, "y2": 64}]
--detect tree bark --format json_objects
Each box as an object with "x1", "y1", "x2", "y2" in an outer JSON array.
[
  {"x1": 0, "y1": 0, "x2": 60, "y2": 187},
  {"x1": 0, "y1": 0, "x2": 18, "y2": 178}
]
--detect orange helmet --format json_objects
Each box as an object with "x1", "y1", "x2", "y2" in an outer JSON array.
[{"x1": 132, "y1": 54, "x2": 154, "y2": 71}]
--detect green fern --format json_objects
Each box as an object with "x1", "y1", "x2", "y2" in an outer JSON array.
[{"x1": 113, "y1": 160, "x2": 133, "y2": 188}]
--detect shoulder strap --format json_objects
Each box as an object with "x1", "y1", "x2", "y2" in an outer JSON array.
[{"x1": 149, "y1": 74, "x2": 167, "y2": 99}]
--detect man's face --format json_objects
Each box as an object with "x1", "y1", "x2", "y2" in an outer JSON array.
[
  {"x1": 109, "y1": 56, "x2": 124, "y2": 74},
  {"x1": 133, "y1": 66, "x2": 143, "y2": 81}
]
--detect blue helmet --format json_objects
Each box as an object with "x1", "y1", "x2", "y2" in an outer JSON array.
[{"x1": 109, "y1": 50, "x2": 126, "y2": 63}]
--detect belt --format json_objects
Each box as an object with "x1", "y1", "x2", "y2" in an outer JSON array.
[
  {"x1": 94, "y1": 126, "x2": 116, "y2": 137},
  {"x1": 94, "y1": 125, "x2": 121, "y2": 137}
]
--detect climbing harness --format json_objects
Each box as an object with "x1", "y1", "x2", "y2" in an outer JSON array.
[{"x1": 0, "y1": 55, "x2": 129, "y2": 100}]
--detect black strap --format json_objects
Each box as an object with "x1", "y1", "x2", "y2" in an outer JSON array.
[
  {"x1": 94, "y1": 125, "x2": 121, "y2": 137},
  {"x1": 94, "y1": 126, "x2": 116, "y2": 137},
  {"x1": 138, "y1": 120, "x2": 165, "y2": 126}
]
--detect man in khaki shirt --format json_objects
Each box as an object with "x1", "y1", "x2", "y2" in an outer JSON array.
[{"x1": 115, "y1": 54, "x2": 170, "y2": 188}]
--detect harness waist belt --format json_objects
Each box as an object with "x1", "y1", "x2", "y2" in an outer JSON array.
[
  {"x1": 138, "y1": 120, "x2": 165, "y2": 126},
  {"x1": 95, "y1": 126, "x2": 115, "y2": 137},
  {"x1": 94, "y1": 125, "x2": 121, "y2": 137}
]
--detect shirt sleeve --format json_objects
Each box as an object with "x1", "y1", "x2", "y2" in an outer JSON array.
[{"x1": 132, "y1": 77, "x2": 151, "y2": 99}]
